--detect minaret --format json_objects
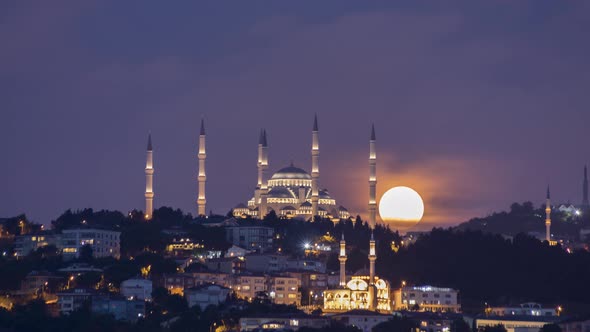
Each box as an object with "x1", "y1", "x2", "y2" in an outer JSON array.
[
  {"x1": 145, "y1": 134, "x2": 154, "y2": 220},
  {"x1": 369, "y1": 124, "x2": 377, "y2": 228},
  {"x1": 545, "y1": 186, "x2": 551, "y2": 242},
  {"x1": 583, "y1": 165, "x2": 589, "y2": 208},
  {"x1": 368, "y1": 231, "x2": 377, "y2": 310},
  {"x1": 259, "y1": 130, "x2": 269, "y2": 218},
  {"x1": 311, "y1": 115, "x2": 320, "y2": 220},
  {"x1": 339, "y1": 233, "x2": 347, "y2": 287},
  {"x1": 197, "y1": 119, "x2": 206, "y2": 216}
]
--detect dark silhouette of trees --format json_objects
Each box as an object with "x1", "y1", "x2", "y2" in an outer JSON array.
[{"x1": 372, "y1": 317, "x2": 419, "y2": 332}]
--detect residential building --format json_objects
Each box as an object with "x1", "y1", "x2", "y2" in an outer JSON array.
[
  {"x1": 14, "y1": 232, "x2": 60, "y2": 257},
  {"x1": 57, "y1": 288, "x2": 94, "y2": 315},
  {"x1": 234, "y1": 274, "x2": 267, "y2": 301},
  {"x1": 163, "y1": 272, "x2": 231, "y2": 295},
  {"x1": 185, "y1": 283, "x2": 231, "y2": 310},
  {"x1": 560, "y1": 317, "x2": 590, "y2": 332},
  {"x1": 120, "y1": 278, "x2": 152, "y2": 301},
  {"x1": 393, "y1": 285, "x2": 460, "y2": 312},
  {"x1": 239, "y1": 314, "x2": 329, "y2": 331},
  {"x1": 226, "y1": 245, "x2": 251, "y2": 258},
  {"x1": 91, "y1": 295, "x2": 145, "y2": 322},
  {"x1": 225, "y1": 225, "x2": 274, "y2": 252},
  {"x1": 287, "y1": 258, "x2": 326, "y2": 273},
  {"x1": 488, "y1": 303, "x2": 557, "y2": 317},
  {"x1": 331, "y1": 310, "x2": 391, "y2": 332},
  {"x1": 398, "y1": 311, "x2": 464, "y2": 332},
  {"x1": 245, "y1": 254, "x2": 288, "y2": 273},
  {"x1": 475, "y1": 315, "x2": 560, "y2": 332},
  {"x1": 285, "y1": 270, "x2": 328, "y2": 294},
  {"x1": 205, "y1": 257, "x2": 245, "y2": 274},
  {"x1": 19, "y1": 271, "x2": 62, "y2": 295},
  {"x1": 61, "y1": 228, "x2": 120, "y2": 260},
  {"x1": 269, "y1": 275, "x2": 300, "y2": 306}
]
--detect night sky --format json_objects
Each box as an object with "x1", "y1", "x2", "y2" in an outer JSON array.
[{"x1": 2, "y1": 1, "x2": 590, "y2": 230}]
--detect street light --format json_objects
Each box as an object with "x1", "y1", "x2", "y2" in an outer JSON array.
[{"x1": 309, "y1": 290, "x2": 314, "y2": 305}]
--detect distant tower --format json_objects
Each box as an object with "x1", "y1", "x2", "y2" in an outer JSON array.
[
  {"x1": 145, "y1": 134, "x2": 154, "y2": 220},
  {"x1": 311, "y1": 115, "x2": 320, "y2": 220},
  {"x1": 259, "y1": 130, "x2": 269, "y2": 218},
  {"x1": 369, "y1": 124, "x2": 377, "y2": 228},
  {"x1": 583, "y1": 165, "x2": 589, "y2": 208},
  {"x1": 545, "y1": 186, "x2": 551, "y2": 242},
  {"x1": 197, "y1": 119, "x2": 207, "y2": 216},
  {"x1": 339, "y1": 233, "x2": 347, "y2": 287}
]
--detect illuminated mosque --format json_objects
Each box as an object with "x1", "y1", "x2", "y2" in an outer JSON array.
[{"x1": 231, "y1": 116, "x2": 350, "y2": 221}]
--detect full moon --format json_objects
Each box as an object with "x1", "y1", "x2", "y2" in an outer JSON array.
[{"x1": 379, "y1": 186, "x2": 424, "y2": 231}]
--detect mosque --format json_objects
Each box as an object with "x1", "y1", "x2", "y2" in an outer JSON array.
[
  {"x1": 143, "y1": 115, "x2": 389, "y2": 313},
  {"x1": 232, "y1": 116, "x2": 350, "y2": 221}
]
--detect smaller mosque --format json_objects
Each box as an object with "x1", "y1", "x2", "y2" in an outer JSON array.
[
  {"x1": 232, "y1": 117, "x2": 350, "y2": 221},
  {"x1": 323, "y1": 234, "x2": 392, "y2": 313}
]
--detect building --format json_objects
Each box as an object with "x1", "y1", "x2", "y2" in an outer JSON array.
[
  {"x1": 285, "y1": 270, "x2": 328, "y2": 295},
  {"x1": 268, "y1": 275, "x2": 300, "y2": 306},
  {"x1": 120, "y1": 278, "x2": 152, "y2": 301},
  {"x1": 560, "y1": 316, "x2": 590, "y2": 332},
  {"x1": 225, "y1": 224, "x2": 274, "y2": 253},
  {"x1": 165, "y1": 237, "x2": 205, "y2": 257},
  {"x1": 393, "y1": 285, "x2": 460, "y2": 313},
  {"x1": 239, "y1": 314, "x2": 329, "y2": 331},
  {"x1": 398, "y1": 311, "x2": 464, "y2": 332},
  {"x1": 331, "y1": 310, "x2": 392, "y2": 332},
  {"x1": 234, "y1": 274, "x2": 268, "y2": 301},
  {"x1": 57, "y1": 288, "x2": 94, "y2": 315},
  {"x1": 205, "y1": 257, "x2": 245, "y2": 275},
  {"x1": 245, "y1": 254, "x2": 288, "y2": 273},
  {"x1": 14, "y1": 232, "x2": 60, "y2": 257},
  {"x1": 91, "y1": 295, "x2": 145, "y2": 322},
  {"x1": 488, "y1": 303, "x2": 557, "y2": 317},
  {"x1": 61, "y1": 228, "x2": 120, "y2": 259},
  {"x1": 163, "y1": 272, "x2": 231, "y2": 295},
  {"x1": 286, "y1": 258, "x2": 326, "y2": 273},
  {"x1": 185, "y1": 283, "x2": 231, "y2": 310},
  {"x1": 226, "y1": 245, "x2": 251, "y2": 258},
  {"x1": 19, "y1": 271, "x2": 62, "y2": 296},
  {"x1": 475, "y1": 315, "x2": 560, "y2": 332},
  {"x1": 232, "y1": 117, "x2": 350, "y2": 221}
]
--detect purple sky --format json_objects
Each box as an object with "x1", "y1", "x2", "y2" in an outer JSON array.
[{"x1": 2, "y1": 1, "x2": 590, "y2": 230}]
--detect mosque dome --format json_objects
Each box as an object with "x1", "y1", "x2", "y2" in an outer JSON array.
[
  {"x1": 270, "y1": 165, "x2": 312, "y2": 180},
  {"x1": 267, "y1": 187, "x2": 295, "y2": 199}
]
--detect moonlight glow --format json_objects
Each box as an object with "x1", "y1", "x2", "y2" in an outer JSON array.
[{"x1": 379, "y1": 186, "x2": 424, "y2": 230}]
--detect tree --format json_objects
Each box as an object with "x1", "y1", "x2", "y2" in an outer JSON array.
[
  {"x1": 451, "y1": 318, "x2": 471, "y2": 332},
  {"x1": 79, "y1": 244, "x2": 93, "y2": 263},
  {"x1": 481, "y1": 324, "x2": 507, "y2": 332},
  {"x1": 373, "y1": 317, "x2": 418, "y2": 332},
  {"x1": 540, "y1": 324, "x2": 562, "y2": 332}
]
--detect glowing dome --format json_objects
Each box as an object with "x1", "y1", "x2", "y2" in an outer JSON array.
[{"x1": 270, "y1": 165, "x2": 312, "y2": 180}]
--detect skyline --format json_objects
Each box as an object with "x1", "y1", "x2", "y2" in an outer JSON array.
[{"x1": 2, "y1": 1, "x2": 590, "y2": 229}]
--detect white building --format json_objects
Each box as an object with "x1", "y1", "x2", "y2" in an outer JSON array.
[
  {"x1": 331, "y1": 310, "x2": 391, "y2": 332},
  {"x1": 476, "y1": 316, "x2": 559, "y2": 332},
  {"x1": 57, "y1": 288, "x2": 94, "y2": 315},
  {"x1": 239, "y1": 314, "x2": 329, "y2": 331},
  {"x1": 393, "y1": 285, "x2": 460, "y2": 312},
  {"x1": 120, "y1": 278, "x2": 152, "y2": 301},
  {"x1": 61, "y1": 228, "x2": 120, "y2": 260},
  {"x1": 185, "y1": 284, "x2": 231, "y2": 310},
  {"x1": 14, "y1": 233, "x2": 60, "y2": 257},
  {"x1": 489, "y1": 303, "x2": 557, "y2": 317}
]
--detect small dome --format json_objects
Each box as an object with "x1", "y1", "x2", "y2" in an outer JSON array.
[
  {"x1": 319, "y1": 190, "x2": 333, "y2": 199},
  {"x1": 300, "y1": 201, "x2": 312, "y2": 207},
  {"x1": 281, "y1": 206, "x2": 296, "y2": 211},
  {"x1": 270, "y1": 165, "x2": 312, "y2": 180},
  {"x1": 267, "y1": 187, "x2": 295, "y2": 199},
  {"x1": 338, "y1": 206, "x2": 348, "y2": 211},
  {"x1": 234, "y1": 203, "x2": 247, "y2": 209}
]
